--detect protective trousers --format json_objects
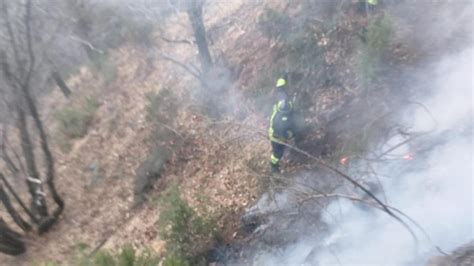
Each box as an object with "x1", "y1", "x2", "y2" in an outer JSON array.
[{"x1": 270, "y1": 140, "x2": 285, "y2": 168}]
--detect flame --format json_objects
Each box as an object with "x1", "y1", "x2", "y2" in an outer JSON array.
[
  {"x1": 340, "y1": 157, "x2": 349, "y2": 165},
  {"x1": 403, "y1": 153, "x2": 414, "y2": 160}
]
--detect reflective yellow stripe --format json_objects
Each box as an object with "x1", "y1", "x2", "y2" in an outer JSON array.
[
  {"x1": 271, "y1": 154, "x2": 280, "y2": 164},
  {"x1": 276, "y1": 78, "x2": 286, "y2": 87},
  {"x1": 277, "y1": 100, "x2": 293, "y2": 112},
  {"x1": 268, "y1": 103, "x2": 278, "y2": 138},
  {"x1": 367, "y1": 0, "x2": 377, "y2": 5}
]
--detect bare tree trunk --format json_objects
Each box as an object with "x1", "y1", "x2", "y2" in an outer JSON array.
[
  {"x1": 20, "y1": 86, "x2": 64, "y2": 219},
  {"x1": 20, "y1": 0, "x2": 64, "y2": 221},
  {"x1": 16, "y1": 106, "x2": 48, "y2": 218},
  {"x1": 0, "y1": 173, "x2": 38, "y2": 225},
  {"x1": 0, "y1": 144, "x2": 19, "y2": 175},
  {"x1": 52, "y1": 71, "x2": 72, "y2": 98},
  {"x1": 187, "y1": 0, "x2": 212, "y2": 74},
  {"x1": 0, "y1": 218, "x2": 25, "y2": 256},
  {"x1": 0, "y1": 185, "x2": 31, "y2": 232}
]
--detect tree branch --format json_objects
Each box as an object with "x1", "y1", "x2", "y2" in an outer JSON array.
[
  {"x1": 1, "y1": 0, "x2": 23, "y2": 74},
  {"x1": 0, "y1": 183, "x2": 31, "y2": 232},
  {"x1": 159, "y1": 35, "x2": 194, "y2": 45},
  {"x1": 24, "y1": 0, "x2": 36, "y2": 87},
  {"x1": 217, "y1": 121, "x2": 420, "y2": 244},
  {"x1": 0, "y1": 172, "x2": 38, "y2": 224},
  {"x1": 69, "y1": 35, "x2": 104, "y2": 54},
  {"x1": 155, "y1": 49, "x2": 204, "y2": 84}
]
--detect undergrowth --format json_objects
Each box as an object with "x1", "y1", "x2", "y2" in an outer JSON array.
[
  {"x1": 55, "y1": 96, "x2": 99, "y2": 140},
  {"x1": 145, "y1": 89, "x2": 181, "y2": 145},
  {"x1": 358, "y1": 15, "x2": 393, "y2": 87},
  {"x1": 145, "y1": 89, "x2": 177, "y2": 125},
  {"x1": 157, "y1": 185, "x2": 217, "y2": 266},
  {"x1": 89, "y1": 52, "x2": 118, "y2": 85},
  {"x1": 39, "y1": 245, "x2": 159, "y2": 266}
]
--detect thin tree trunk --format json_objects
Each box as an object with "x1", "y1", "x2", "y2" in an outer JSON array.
[
  {"x1": 16, "y1": 106, "x2": 48, "y2": 218},
  {"x1": 1, "y1": 147, "x2": 19, "y2": 175},
  {"x1": 52, "y1": 71, "x2": 71, "y2": 98},
  {"x1": 0, "y1": 185, "x2": 31, "y2": 232},
  {"x1": 20, "y1": 86, "x2": 64, "y2": 218},
  {"x1": 187, "y1": 0, "x2": 212, "y2": 74},
  {"x1": 0, "y1": 173, "x2": 38, "y2": 224},
  {"x1": 0, "y1": 218, "x2": 26, "y2": 256}
]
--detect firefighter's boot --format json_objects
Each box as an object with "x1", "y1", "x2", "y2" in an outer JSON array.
[{"x1": 270, "y1": 163, "x2": 280, "y2": 174}]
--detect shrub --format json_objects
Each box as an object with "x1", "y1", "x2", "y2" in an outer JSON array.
[
  {"x1": 162, "y1": 254, "x2": 190, "y2": 266},
  {"x1": 145, "y1": 89, "x2": 180, "y2": 144},
  {"x1": 89, "y1": 52, "x2": 118, "y2": 85},
  {"x1": 358, "y1": 15, "x2": 393, "y2": 86},
  {"x1": 74, "y1": 245, "x2": 159, "y2": 266},
  {"x1": 55, "y1": 96, "x2": 99, "y2": 139},
  {"x1": 145, "y1": 89, "x2": 177, "y2": 125},
  {"x1": 37, "y1": 263, "x2": 59, "y2": 266},
  {"x1": 157, "y1": 186, "x2": 216, "y2": 265}
]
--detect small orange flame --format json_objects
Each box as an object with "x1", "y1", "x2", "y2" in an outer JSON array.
[
  {"x1": 340, "y1": 157, "x2": 349, "y2": 165},
  {"x1": 403, "y1": 153, "x2": 414, "y2": 160}
]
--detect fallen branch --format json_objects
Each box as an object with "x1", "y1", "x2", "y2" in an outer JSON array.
[
  {"x1": 374, "y1": 101, "x2": 437, "y2": 160},
  {"x1": 219, "y1": 121, "x2": 420, "y2": 244},
  {"x1": 151, "y1": 121, "x2": 185, "y2": 140},
  {"x1": 155, "y1": 50, "x2": 203, "y2": 83},
  {"x1": 274, "y1": 137, "x2": 419, "y2": 244},
  {"x1": 159, "y1": 36, "x2": 194, "y2": 45},
  {"x1": 0, "y1": 172, "x2": 38, "y2": 224},
  {"x1": 69, "y1": 35, "x2": 104, "y2": 54}
]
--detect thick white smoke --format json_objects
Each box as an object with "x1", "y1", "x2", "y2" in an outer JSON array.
[
  {"x1": 315, "y1": 47, "x2": 473, "y2": 265},
  {"x1": 254, "y1": 46, "x2": 473, "y2": 266}
]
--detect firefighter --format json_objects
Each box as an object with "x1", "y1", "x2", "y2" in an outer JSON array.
[
  {"x1": 358, "y1": 0, "x2": 378, "y2": 13},
  {"x1": 268, "y1": 76, "x2": 294, "y2": 174},
  {"x1": 367, "y1": 0, "x2": 378, "y2": 6}
]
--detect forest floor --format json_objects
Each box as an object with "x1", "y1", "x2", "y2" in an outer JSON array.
[{"x1": 1, "y1": 0, "x2": 470, "y2": 265}]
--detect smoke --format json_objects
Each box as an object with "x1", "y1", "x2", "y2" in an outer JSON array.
[
  {"x1": 313, "y1": 47, "x2": 473, "y2": 266},
  {"x1": 235, "y1": 2, "x2": 474, "y2": 265},
  {"x1": 246, "y1": 48, "x2": 473, "y2": 266}
]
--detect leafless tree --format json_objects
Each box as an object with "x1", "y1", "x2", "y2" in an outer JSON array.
[
  {"x1": 0, "y1": 218, "x2": 26, "y2": 256},
  {"x1": 0, "y1": 0, "x2": 65, "y2": 252},
  {"x1": 185, "y1": 0, "x2": 213, "y2": 74}
]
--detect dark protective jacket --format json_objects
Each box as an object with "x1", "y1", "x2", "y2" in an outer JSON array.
[{"x1": 268, "y1": 100, "x2": 294, "y2": 140}]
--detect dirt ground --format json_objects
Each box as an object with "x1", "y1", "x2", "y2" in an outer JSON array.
[
  {"x1": 0, "y1": 0, "x2": 361, "y2": 264},
  {"x1": 2, "y1": 0, "x2": 467, "y2": 265},
  {"x1": 0, "y1": 1, "x2": 263, "y2": 264}
]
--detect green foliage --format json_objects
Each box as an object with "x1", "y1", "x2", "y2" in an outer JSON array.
[
  {"x1": 162, "y1": 254, "x2": 191, "y2": 266},
  {"x1": 145, "y1": 89, "x2": 178, "y2": 125},
  {"x1": 90, "y1": 52, "x2": 118, "y2": 85},
  {"x1": 358, "y1": 15, "x2": 393, "y2": 86},
  {"x1": 73, "y1": 245, "x2": 159, "y2": 266},
  {"x1": 157, "y1": 185, "x2": 216, "y2": 264},
  {"x1": 93, "y1": 251, "x2": 116, "y2": 266},
  {"x1": 145, "y1": 88, "x2": 181, "y2": 142},
  {"x1": 252, "y1": 9, "x2": 325, "y2": 109},
  {"x1": 55, "y1": 96, "x2": 99, "y2": 139},
  {"x1": 37, "y1": 262, "x2": 59, "y2": 266}
]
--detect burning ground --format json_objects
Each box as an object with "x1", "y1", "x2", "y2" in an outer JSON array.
[
  {"x1": 217, "y1": 2, "x2": 473, "y2": 266},
  {"x1": 0, "y1": 0, "x2": 471, "y2": 265}
]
